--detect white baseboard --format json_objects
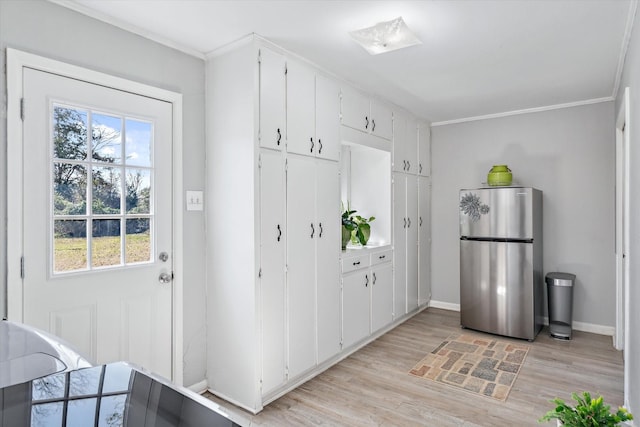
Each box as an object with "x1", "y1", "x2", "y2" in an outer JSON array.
[
  {"x1": 428, "y1": 300, "x2": 460, "y2": 311},
  {"x1": 427, "y1": 300, "x2": 615, "y2": 337},
  {"x1": 187, "y1": 379, "x2": 208, "y2": 394}
]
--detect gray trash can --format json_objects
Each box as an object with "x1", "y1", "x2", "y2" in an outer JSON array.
[{"x1": 546, "y1": 272, "x2": 576, "y2": 339}]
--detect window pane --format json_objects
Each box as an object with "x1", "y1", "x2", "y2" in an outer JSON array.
[
  {"x1": 92, "y1": 219, "x2": 121, "y2": 268},
  {"x1": 54, "y1": 220, "x2": 87, "y2": 272},
  {"x1": 67, "y1": 397, "x2": 97, "y2": 427},
  {"x1": 53, "y1": 163, "x2": 87, "y2": 216},
  {"x1": 93, "y1": 166, "x2": 121, "y2": 214},
  {"x1": 92, "y1": 113, "x2": 122, "y2": 163},
  {"x1": 31, "y1": 402, "x2": 63, "y2": 427},
  {"x1": 102, "y1": 364, "x2": 133, "y2": 393},
  {"x1": 126, "y1": 169, "x2": 150, "y2": 214},
  {"x1": 69, "y1": 366, "x2": 102, "y2": 397},
  {"x1": 32, "y1": 373, "x2": 66, "y2": 401},
  {"x1": 125, "y1": 119, "x2": 152, "y2": 167},
  {"x1": 98, "y1": 394, "x2": 127, "y2": 427},
  {"x1": 126, "y1": 219, "x2": 151, "y2": 264},
  {"x1": 54, "y1": 105, "x2": 87, "y2": 161}
]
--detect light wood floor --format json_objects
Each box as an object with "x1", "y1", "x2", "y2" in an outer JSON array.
[{"x1": 205, "y1": 308, "x2": 624, "y2": 426}]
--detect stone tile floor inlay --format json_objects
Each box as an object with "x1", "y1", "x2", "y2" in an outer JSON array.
[{"x1": 409, "y1": 333, "x2": 530, "y2": 401}]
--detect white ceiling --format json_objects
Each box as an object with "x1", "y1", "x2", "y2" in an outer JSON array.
[{"x1": 54, "y1": 0, "x2": 635, "y2": 124}]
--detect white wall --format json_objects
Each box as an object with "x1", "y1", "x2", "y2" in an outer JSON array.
[
  {"x1": 0, "y1": 0, "x2": 207, "y2": 387},
  {"x1": 616, "y1": 5, "x2": 640, "y2": 416},
  {"x1": 431, "y1": 102, "x2": 615, "y2": 328}
]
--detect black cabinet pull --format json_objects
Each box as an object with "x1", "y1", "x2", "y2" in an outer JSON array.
[
  {"x1": 419, "y1": 164, "x2": 423, "y2": 174},
  {"x1": 310, "y1": 223, "x2": 315, "y2": 238},
  {"x1": 372, "y1": 119, "x2": 376, "y2": 132},
  {"x1": 318, "y1": 139, "x2": 323, "y2": 154},
  {"x1": 365, "y1": 274, "x2": 369, "y2": 287},
  {"x1": 420, "y1": 217, "x2": 423, "y2": 227},
  {"x1": 277, "y1": 128, "x2": 281, "y2": 146},
  {"x1": 408, "y1": 217, "x2": 411, "y2": 228},
  {"x1": 277, "y1": 224, "x2": 281, "y2": 242},
  {"x1": 379, "y1": 255, "x2": 386, "y2": 260},
  {"x1": 407, "y1": 160, "x2": 411, "y2": 171},
  {"x1": 319, "y1": 222, "x2": 323, "y2": 238},
  {"x1": 373, "y1": 272, "x2": 377, "y2": 285},
  {"x1": 310, "y1": 137, "x2": 314, "y2": 153},
  {"x1": 353, "y1": 261, "x2": 361, "y2": 266},
  {"x1": 365, "y1": 116, "x2": 369, "y2": 130},
  {"x1": 403, "y1": 218, "x2": 407, "y2": 229}
]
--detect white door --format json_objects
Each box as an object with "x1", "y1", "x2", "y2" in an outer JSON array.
[
  {"x1": 22, "y1": 68, "x2": 173, "y2": 379},
  {"x1": 286, "y1": 155, "x2": 317, "y2": 379},
  {"x1": 406, "y1": 176, "x2": 419, "y2": 311},
  {"x1": 370, "y1": 100, "x2": 393, "y2": 141},
  {"x1": 287, "y1": 60, "x2": 315, "y2": 156},
  {"x1": 418, "y1": 123, "x2": 431, "y2": 177},
  {"x1": 315, "y1": 75, "x2": 341, "y2": 161},
  {"x1": 418, "y1": 176, "x2": 431, "y2": 306},
  {"x1": 340, "y1": 86, "x2": 370, "y2": 133},
  {"x1": 393, "y1": 173, "x2": 407, "y2": 317},
  {"x1": 315, "y1": 160, "x2": 340, "y2": 364},
  {"x1": 371, "y1": 263, "x2": 393, "y2": 333},
  {"x1": 342, "y1": 271, "x2": 370, "y2": 349},
  {"x1": 259, "y1": 48, "x2": 286, "y2": 150},
  {"x1": 392, "y1": 113, "x2": 407, "y2": 173},
  {"x1": 259, "y1": 149, "x2": 286, "y2": 395}
]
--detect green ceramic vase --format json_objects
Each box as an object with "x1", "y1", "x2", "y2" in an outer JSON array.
[{"x1": 487, "y1": 165, "x2": 513, "y2": 186}]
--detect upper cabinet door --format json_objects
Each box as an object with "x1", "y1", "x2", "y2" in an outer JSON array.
[
  {"x1": 287, "y1": 60, "x2": 316, "y2": 156},
  {"x1": 341, "y1": 85, "x2": 370, "y2": 133},
  {"x1": 392, "y1": 112, "x2": 407, "y2": 173},
  {"x1": 418, "y1": 122, "x2": 431, "y2": 177},
  {"x1": 315, "y1": 75, "x2": 341, "y2": 161},
  {"x1": 259, "y1": 48, "x2": 286, "y2": 150},
  {"x1": 370, "y1": 100, "x2": 393, "y2": 141},
  {"x1": 405, "y1": 116, "x2": 418, "y2": 175}
]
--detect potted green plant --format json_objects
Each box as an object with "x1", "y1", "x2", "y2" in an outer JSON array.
[
  {"x1": 539, "y1": 391, "x2": 633, "y2": 426},
  {"x1": 341, "y1": 203, "x2": 357, "y2": 250},
  {"x1": 352, "y1": 214, "x2": 375, "y2": 246}
]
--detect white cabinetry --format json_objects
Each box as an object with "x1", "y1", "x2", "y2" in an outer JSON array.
[
  {"x1": 341, "y1": 86, "x2": 393, "y2": 141},
  {"x1": 207, "y1": 40, "x2": 340, "y2": 413},
  {"x1": 287, "y1": 61, "x2": 341, "y2": 161},
  {"x1": 393, "y1": 111, "x2": 418, "y2": 174},
  {"x1": 259, "y1": 48, "x2": 286, "y2": 150},
  {"x1": 287, "y1": 154, "x2": 340, "y2": 376},
  {"x1": 259, "y1": 149, "x2": 286, "y2": 395},
  {"x1": 342, "y1": 269, "x2": 370, "y2": 349},
  {"x1": 371, "y1": 250, "x2": 393, "y2": 333},
  {"x1": 393, "y1": 173, "x2": 418, "y2": 317},
  {"x1": 418, "y1": 176, "x2": 431, "y2": 306},
  {"x1": 418, "y1": 122, "x2": 431, "y2": 177}
]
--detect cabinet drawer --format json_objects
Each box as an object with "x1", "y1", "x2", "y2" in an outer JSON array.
[
  {"x1": 370, "y1": 249, "x2": 392, "y2": 266},
  {"x1": 341, "y1": 254, "x2": 370, "y2": 273}
]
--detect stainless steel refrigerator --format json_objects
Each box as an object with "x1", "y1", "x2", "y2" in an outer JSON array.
[{"x1": 459, "y1": 187, "x2": 543, "y2": 340}]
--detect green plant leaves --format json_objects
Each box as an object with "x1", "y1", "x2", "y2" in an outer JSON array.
[{"x1": 539, "y1": 391, "x2": 633, "y2": 426}]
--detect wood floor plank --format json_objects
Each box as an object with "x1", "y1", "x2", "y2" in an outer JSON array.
[{"x1": 205, "y1": 308, "x2": 624, "y2": 426}]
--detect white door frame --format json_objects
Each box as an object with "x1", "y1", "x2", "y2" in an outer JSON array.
[
  {"x1": 615, "y1": 87, "x2": 630, "y2": 402},
  {"x1": 6, "y1": 48, "x2": 184, "y2": 385}
]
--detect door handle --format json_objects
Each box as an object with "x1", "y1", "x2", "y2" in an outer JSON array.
[
  {"x1": 310, "y1": 137, "x2": 314, "y2": 153},
  {"x1": 365, "y1": 274, "x2": 369, "y2": 287},
  {"x1": 365, "y1": 116, "x2": 369, "y2": 130},
  {"x1": 419, "y1": 164, "x2": 423, "y2": 174},
  {"x1": 407, "y1": 217, "x2": 411, "y2": 228},
  {"x1": 277, "y1": 128, "x2": 281, "y2": 146},
  {"x1": 318, "y1": 139, "x2": 323, "y2": 154},
  {"x1": 373, "y1": 272, "x2": 377, "y2": 285},
  {"x1": 310, "y1": 223, "x2": 315, "y2": 238},
  {"x1": 407, "y1": 161, "x2": 411, "y2": 171},
  {"x1": 419, "y1": 217, "x2": 423, "y2": 227},
  {"x1": 371, "y1": 119, "x2": 376, "y2": 132},
  {"x1": 277, "y1": 224, "x2": 282, "y2": 242},
  {"x1": 403, "y1": 160, "x2": 407, "y2": 171},
  {"x1": 158, "y1": 272, "x2": 172, "y2": 284},
  {"x1": 403, "y1": 217, "x2": 407, "y2": 229},
  {"x1": 319, "y1": 222, "x2": 323, "y2": 238}
]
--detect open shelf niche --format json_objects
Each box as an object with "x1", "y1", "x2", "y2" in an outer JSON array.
[{"x1": 340, "y1": 142, "x2": 391, "y2": 249}]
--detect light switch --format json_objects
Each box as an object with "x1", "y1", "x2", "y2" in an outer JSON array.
[{"x1": 186, "y1": 191, "x2": 204, "y2": 211}]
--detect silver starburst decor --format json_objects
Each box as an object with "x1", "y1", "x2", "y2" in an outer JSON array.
[{"x1": 460, "y1": 193, "x2": 490, "y2": 222}]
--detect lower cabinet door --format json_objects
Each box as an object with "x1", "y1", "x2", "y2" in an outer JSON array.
[
  {"x1": 342, "y1": 271, "x2": 370, "y2": 349},
  {"x1": 371, "y1": 263, "x2": 393, "y2": 333}
]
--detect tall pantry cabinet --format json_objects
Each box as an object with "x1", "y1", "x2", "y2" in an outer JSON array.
[{"x1": 206, "y1": 38, "x2": 340, "y2": 414}]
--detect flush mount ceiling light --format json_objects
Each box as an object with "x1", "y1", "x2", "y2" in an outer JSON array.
[{"x1": 349, "y1": 16, "x2": 422, "y2": 55}]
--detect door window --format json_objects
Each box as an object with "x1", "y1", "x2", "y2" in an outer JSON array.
[{"x1": 52, "y1": 104, "x2": 153, "y2": 274}]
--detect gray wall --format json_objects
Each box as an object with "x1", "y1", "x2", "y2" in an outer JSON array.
[
  {"x1": 0, "y1": 0, "x2": 207, "y2": 387},
  {"x1": 431, "y1": 102, "x2": 615, "y2": 328},
  {"x1": 616, "y1": 5, "x2": 640, "y2": 415}
]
